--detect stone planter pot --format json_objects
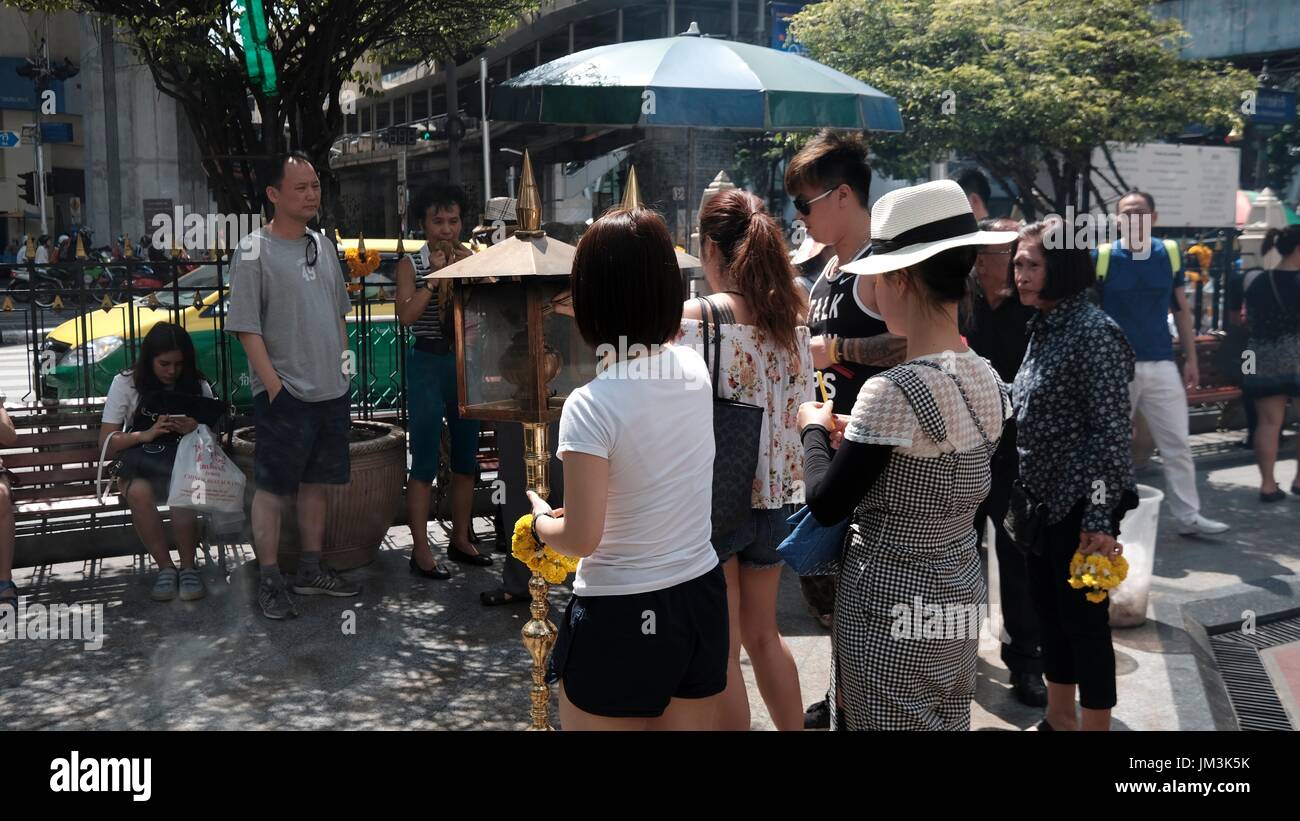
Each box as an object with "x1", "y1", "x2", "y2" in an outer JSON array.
[{"x1": 228, "y1": 420, "x2": 406, "y2": 573}]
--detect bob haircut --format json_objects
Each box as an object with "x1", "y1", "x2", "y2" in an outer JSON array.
[
  {"x1": 1018, "y1": 219, "x2": 1096, "y2": 302},
  {"x1": 571, "y1": 207, "x2": 684, "y2": 350}
]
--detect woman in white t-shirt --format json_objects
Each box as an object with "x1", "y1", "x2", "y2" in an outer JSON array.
[
  {"x1": 678, "y1": 189, "x2": 812, "y2": 730},
  {"x1": 529, "y1": 207, "x2": 727, "y2": 730},
  {"x1": 99, "y1": 323, "x2": 216, "y2": 603}
]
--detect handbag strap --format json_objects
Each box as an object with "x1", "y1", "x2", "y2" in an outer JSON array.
[
  {"x1": 1267, "y1": 270, "x2": 1289, "y2": 317},
  {"x1": 696, "y1": 296, "x2": 723, "y2": 401},
  {"x1": 95, "y1": 431, "x2": 125, "y2": 505}
]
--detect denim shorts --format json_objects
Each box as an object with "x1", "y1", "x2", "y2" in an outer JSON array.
[
  {"x1": 713, "y1": 506, "x2": 794, "y2": 569},
  {"x1": 405, "y1": 347, "x2": 480, "y2": 482}
]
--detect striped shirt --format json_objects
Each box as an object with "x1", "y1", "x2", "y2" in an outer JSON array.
[{"x1": 406, "y1": 243, "x2": 445, "y2": 340}]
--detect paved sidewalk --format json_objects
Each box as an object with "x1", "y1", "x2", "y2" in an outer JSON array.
[{"x1": 2, "y1": 448, "x2": 1296, "y2": 730}]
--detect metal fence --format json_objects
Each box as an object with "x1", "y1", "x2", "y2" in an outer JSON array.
[
  {"x1": 1170, "y1": 228, "x2": 1240, "y2": 336},
  {"x1": 0, "y1": 254, "x2": 412, "y2": 430},
  {"x1": 0, "y1": 232, "x2": 1244, "y2": 417}
]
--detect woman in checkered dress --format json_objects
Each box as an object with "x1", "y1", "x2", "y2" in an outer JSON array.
[{"x1": 798, "y1": 181, "x2": 1017, "y2": 730}]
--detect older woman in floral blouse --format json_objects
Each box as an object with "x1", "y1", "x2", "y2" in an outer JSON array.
[{"x1": 1012, "y1": 220, "x2": 1138, "y2": 732}]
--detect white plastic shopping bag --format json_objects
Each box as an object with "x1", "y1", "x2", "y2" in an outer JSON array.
[{"x1": 167, "y1": 425, "x2": 246, "y2": 528}]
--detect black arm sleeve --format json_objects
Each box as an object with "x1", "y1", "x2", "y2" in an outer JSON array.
[{"x1": 802, "y1": 426, "x2": 893, "y2": 525}]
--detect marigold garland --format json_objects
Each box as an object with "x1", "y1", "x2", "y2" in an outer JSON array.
[
  {"x1": 1067, "y1": 550, "x2": 1129, "y2": 603},
  {"x1": 344, "y1": 246, "x2": 381, "y2": 278},
  {"x1": 512, "y1": 514, "x2": 579, "y2": 585}
]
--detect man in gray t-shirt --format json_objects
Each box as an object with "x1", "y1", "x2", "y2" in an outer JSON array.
[
  {"x1": 226, "y1": 227, "x2": 351, "y2": 402},
  {"x1": 225, "y1": 153, "x2": 361, "y2": 620}
]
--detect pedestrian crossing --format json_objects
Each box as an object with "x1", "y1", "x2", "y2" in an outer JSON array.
[{"x1": 0, "y1": 343, "x2": 40, "y2": 406}]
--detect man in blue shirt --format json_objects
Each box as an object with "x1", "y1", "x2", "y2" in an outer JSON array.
[{"x1": 1094, "y1": 191, "x2": 1229, "y2": 536}]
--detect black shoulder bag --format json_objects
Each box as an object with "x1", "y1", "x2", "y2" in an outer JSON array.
[{"x1": 698, "y1": 296, "x2": 765, "y2": 540}]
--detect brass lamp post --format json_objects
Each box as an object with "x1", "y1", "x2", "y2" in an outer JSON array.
[{"x1": 427, "y1": 150, "x2": 594, "y2": 730}]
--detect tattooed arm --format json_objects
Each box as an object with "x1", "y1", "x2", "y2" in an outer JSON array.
[{"x1": 835, "y1": 333, "x2": 908, "y2": 368}]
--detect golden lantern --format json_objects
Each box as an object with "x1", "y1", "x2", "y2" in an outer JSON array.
[{"x1": 428, "y1": 149, "x2": 596, "y2": 730}]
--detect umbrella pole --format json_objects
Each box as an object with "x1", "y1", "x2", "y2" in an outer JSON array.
[{"x1": 687, "y1": 126, "x2": 697, "y2": 254}]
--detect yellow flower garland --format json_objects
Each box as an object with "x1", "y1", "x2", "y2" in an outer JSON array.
[
  {"x1": 512, "y1": 514, "x2": 579, "y2": 585},
  {"x1": 1067, "y1": 550, "x2": 1130, "y2": 603},
  {"x1": 344, "y1": 246, "x2": 381, "y2": 278}
]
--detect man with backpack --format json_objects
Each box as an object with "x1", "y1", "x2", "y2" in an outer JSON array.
[{"x1": 1093, "y1": 191, "x2": 1229, "y2": 536}]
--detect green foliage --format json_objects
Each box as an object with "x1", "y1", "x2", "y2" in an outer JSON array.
[
  {"x1": 18, "y1": 0, "x2": 536, "y2": 221},
  {"x1": 791, "y1": 0, "x2": 1255, "y2": 215}
]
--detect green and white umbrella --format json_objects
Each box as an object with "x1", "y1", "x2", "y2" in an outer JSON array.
[{"x1": 491, "y1": 23, "x2": 902, "y2": 132}]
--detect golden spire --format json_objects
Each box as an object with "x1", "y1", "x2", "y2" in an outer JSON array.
[
  {"x1": 621, "y1": 165, "x2": 642, "y2": 209},
  {"x1": 75, "y1": 233, "x2": 87, "y2": 260},
  {"x1": 357, "y1": 232, "x2": 367, "y2": 257},
  {"x1": 123, "y1": 235, "x2": 133, "y2": 259},
  {"x1": 395, "y1": 234, "x2": 405, "y2": 256},
  {"x1": 25, "y1": 236, "x2": 36, "y2": 261},
  {"x1": 515, "y1": 150, "x2": 543, "y2": 237}
]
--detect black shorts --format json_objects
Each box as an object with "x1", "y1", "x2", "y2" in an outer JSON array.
[
  {"x1": 116, "y1": 439, "x2": 180, "y2": 501},
  {"x1": 252, "y1": 389, "x2": 350, "y2": 495},
  {"x1": 546, "y1": 563, "x2": 728, "y2": 718}
]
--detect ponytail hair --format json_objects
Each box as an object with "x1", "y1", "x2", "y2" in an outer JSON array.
[
  {"x1": 699, "y1": 189, "x2": 803, "y2": 356},
  {"x1": 1262, "y1": 226, "x2": 1300, "y2": 262}
]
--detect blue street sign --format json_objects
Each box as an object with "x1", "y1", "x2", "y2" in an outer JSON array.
[
  {"x1": 0, "y1": 131, "x2": 18, "y2": 148},
  {"x1": 39, "y1": 123, "x2": 73, "y2": 143},
  {"x1": 1251, "y1": 88, "x2": 1297, "y2": 125}
]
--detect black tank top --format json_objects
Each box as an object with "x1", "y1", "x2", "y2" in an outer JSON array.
[{"x1": 806, "y1": 243, "x2": 888, "y2": 414}]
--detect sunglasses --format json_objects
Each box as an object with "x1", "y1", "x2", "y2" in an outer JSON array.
[
  {"x1": 794, "y1": 187, "x2": 836, "y2": 217},
  {"x1": 305, "y1": 235, "x2": 319, "y2": 268}
]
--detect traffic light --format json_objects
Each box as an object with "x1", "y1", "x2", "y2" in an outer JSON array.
[{"x1": 18, "y1": 172, "x2": 36, "y2": 206}]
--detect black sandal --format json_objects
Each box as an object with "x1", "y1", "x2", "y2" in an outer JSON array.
[
  {"x1": 480, "y1": 589, "x2": 530, "y2": 606},
  {"x1": 449, "y1": 543, "x2": 494, "y2": 567},
  {"x1": 409, "y1": 556, "x2": 452, "y2": 580}
]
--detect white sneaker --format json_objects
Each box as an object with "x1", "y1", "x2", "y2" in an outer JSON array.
[{"x1": 1177, "y1": 515, "x2": 1230, "y2": 536}]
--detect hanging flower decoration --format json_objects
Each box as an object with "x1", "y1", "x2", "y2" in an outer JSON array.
[
  {"x1": 1067, "y1": 549, "x2": 1129, "y2": 603},
  {"x1": 345, "y1": 246, "x2": 381, "y2": 278},
  {"x1": 512, "y1": 514, "x2": 579, "y2": 585}
]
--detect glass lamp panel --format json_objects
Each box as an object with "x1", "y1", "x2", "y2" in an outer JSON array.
[
  {"x1": 540, "y1": 280, "x2": 597, "y2": 411},
  {"x1": 461, "y1": 283, "x2": 530, "y2": 413}
]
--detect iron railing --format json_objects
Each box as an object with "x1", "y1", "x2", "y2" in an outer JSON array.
[{"x1": 0, "y1": 255, "x2": 411, "y2": 430}]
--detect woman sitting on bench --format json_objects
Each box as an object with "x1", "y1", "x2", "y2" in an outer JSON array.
[{"x1": 99, "y1": 323, "x2": 216, "y2": 602}]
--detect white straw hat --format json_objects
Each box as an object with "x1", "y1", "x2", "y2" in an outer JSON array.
[{"x1": 841, "y1": 180, "x2": 1018, "y2": 277}]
